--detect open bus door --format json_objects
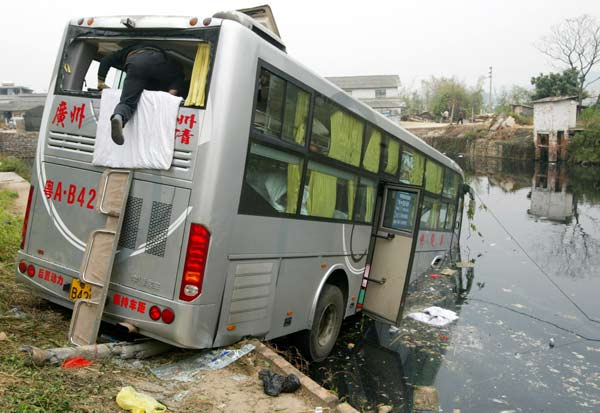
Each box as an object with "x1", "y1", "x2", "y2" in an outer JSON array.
[{"x1": 362, "y1": 183, "x2": 421, "y2": 326}]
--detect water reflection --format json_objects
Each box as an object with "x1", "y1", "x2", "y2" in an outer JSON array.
[{"x1": 309, "y1": 158, "x2": 600, "y2": 413}]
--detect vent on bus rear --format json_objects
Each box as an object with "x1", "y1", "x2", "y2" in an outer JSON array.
[
  {"x1": 118, "y1": 197, "x2": 143, "y2": 250},
  {"x1": 145, "y1": 201, "x2": 173, "y2": 257},
  {"x1": 48, "y1": 131, "x2": 95, "y2": 153},
  {"x1": 171, "y1": 149, "x2": 192, "y2": 171}
]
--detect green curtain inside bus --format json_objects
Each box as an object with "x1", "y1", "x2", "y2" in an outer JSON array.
[
  {"x1": 329, "y1": 111, "x2": 363, "y2": 166},
  {"x1": 385, "y1": 138, "x2": 399, "y2": 175},
  {"x1": 185, "y1": 43, "x2": 211, "y2": 107},
  {"x1": 307, "y1": 171, "x2": 337, "y2": 218},
  {"x1": 425, "y1": 160, "x2": 444, "y2": 194},
  {"x1": 365, "y1": 186, "x2": 375, "y2": 222},
  {"x1": 286, "y1": 164, "x2": 301, "y2": 213},
  {"x1": 294, "y1": 91, "x2": 309, "y2": 144},
  {"x1": 429, "y1": 199, "x2": 441, "y2": 228},
  {"x1": 348, "y1": 179, "x2": 355, "y2": 218},
  {"x1": 363, "y1": 129, "x2": 381, "y2": 173},
  {"x1": 410, "y1": 152, "x2": 425, "y2": 185}
]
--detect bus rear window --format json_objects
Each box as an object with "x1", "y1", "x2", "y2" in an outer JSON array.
[{"x1": 59, "y1": 36, "x2": 213, "y2": 107}]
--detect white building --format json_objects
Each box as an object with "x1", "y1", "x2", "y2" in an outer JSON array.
[
  {"x1": 532, "y1": 96, "x2": 578, "y2": 162},
  {"x1": 326, "y1": 75, "x2": 405, "y2": 123}
]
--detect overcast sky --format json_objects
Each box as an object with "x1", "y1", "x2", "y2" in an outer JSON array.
[{"x1": 1, "y1": 0, "x2": 599, "y2": 94}]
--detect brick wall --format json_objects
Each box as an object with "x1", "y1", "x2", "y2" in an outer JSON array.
[{"x1": 0, "y1": 131, "x2": 38, "y2": 160}]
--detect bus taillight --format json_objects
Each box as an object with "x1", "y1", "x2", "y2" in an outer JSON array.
[
  {"x1": 179, "y1": 224, "x2": 210, "y2": 302},
  {"x1": 20, "y1": 185, "x2": 34, "y2": 250}
]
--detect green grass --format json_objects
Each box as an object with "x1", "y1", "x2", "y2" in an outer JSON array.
[
  {"x1": 0, "y1": 190, "x2": 21, "y2": 263},
  {"x1": 0, "y1": 155, "x2": 31, "y2": 181}
]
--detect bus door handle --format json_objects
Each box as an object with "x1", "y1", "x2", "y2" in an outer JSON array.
[
  {"x1": 374, "y1": 233, "x2": 395, "y2": 241},
  {"x1": 368, "y1": 277, "x2": 387, "y2": 285}
]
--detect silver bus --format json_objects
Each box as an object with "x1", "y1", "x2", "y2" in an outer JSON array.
[{"x1": 16, "y1": 10, "x2": 464, "y2": 361}]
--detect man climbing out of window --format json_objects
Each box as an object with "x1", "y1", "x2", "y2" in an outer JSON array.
[{"x1": 97, "y1": 45, "x2": 184, "y2": 145}]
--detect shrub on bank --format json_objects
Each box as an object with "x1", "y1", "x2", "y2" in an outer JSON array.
[
  {"x1": 568, "y1": 107, "x2": 600, "y2": 164},
  {"x1": 0, "y1": 155, "x2": 31, "y2": 181}
]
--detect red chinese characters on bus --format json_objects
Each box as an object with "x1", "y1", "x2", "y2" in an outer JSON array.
[
  {"x1": 37, "y1": 268, "x2": 64, "y2": 286},
  {"x1": 51, "y1": 100, "x2": 86, "y2": 129},
  {"x1": 43, "y1": 179, "x2": 96, "y2": 209},
  {"x1": 175, "y1": 114, "x2": 196, "y2": 145},
  {"x1": 113, "y1": 293, "x2": 147, "y2": 314}
]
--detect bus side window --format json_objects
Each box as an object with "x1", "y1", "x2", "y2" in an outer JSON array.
[
  {"x1": 239, "y1": 143, "x2": 303, "y2": 216},
  {"x1": 399, "y1": 148, "x2": 424, "y2": 185},
  {"x1": 420, "y1": 196, "x2": 440, "y2": 230},
  {"x1": 439, "y1": 203, "x2": 449, "y2": 231},
  {"x1": 382, "y1": 135, "x2": 400, "y2": 176},
  {"x1": 310, "y1": 95, "x2": 363, "y2": 167},
  {"x1": 425, "y1": 159, "x2": 444, "y2": 194},
  {"x1": 362, "y1": 126, "x2": 381, "y2": 173},
  {"x1": 354, "y1": 177, "x2": 377, "y2": 223},
  {"x1": 442, "y1": 170, "x2": 459, "y2": 199},
  {"x1": 254, "y1": 68, "x2": 309, "y2": 146},
  {"x1": 446, "y1": 203, "x2": 456, "y2": 230},
  {"x1": 301, "y1": 162, "x2": 358, "y2": 220}
]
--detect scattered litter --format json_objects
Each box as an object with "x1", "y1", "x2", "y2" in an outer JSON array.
[
  {"x1": 172, "y1": 391, "x2": 189, "y2": 403},
  {"x1": 440, "y1": 268, "x2": 457, "y2": 276},
  {"x1": 232, "y1": 374, "x2": 249, "y2": 382},
  {"x1": 455, "y1": 262, "x2": 475, "y2": 268},
  {"x1": 258, "y1": 369, "x2": 301, "y2": 396},
  {"x1": 491, "y1": 398, "x2": 509, "y2": 406},
  {"x1": 549, "y1": 338, "x2": 555, "y2": 348},
  {"x1": 347, "y1": 342, "x2": 355, "y2": 350},
  {"x1": 502, "y1": 288, "x2": 512, "y2": 293},
  {"x1": 407, "y1": 306, "x2": 459, "y2": 327},
  {"x1": 430, "y1": 274, "x2": 440, "y2": 279},
  {"x1": 6, "y1": 307, "x2": 27, "y2": 319},
  {"x1": 61, "y1": 357, "x2": 93, "y2": 369},
  {"x1": 116, "y1": 386, "x2": 167, "y2": 413},
  {"x1": 0, "y1": 331, "x2": 7, "y2": 341},
  {"x1": 512, "y1": 303, "x2": 526, "y2": 309},
  {"x1": 314, "y1": 407, "x2": 324, "y2": 413},
  {"x1": 572, "y1": 352, "x2": 585, "y2": 360},
  {"x1": 378, "y1": 405, "x2": 393, "y2": 413},
  {"x1": 477, "y1": 282, "x2": 486, "y2": 289},
  {"x1": 489, "y1": 243, "x2": 497, "y2": 247},
  {"x1": 388, "y1": 326, "x2": 400, "y2": 334},
  {"x1": 413, "y1": 386, "x2": 439, "y2": 411},
  {"x1": 151, "y1": 344, "x2": 255, "y2": 382}
]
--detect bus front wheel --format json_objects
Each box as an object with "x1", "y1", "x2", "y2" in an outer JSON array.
[{"x1": 302, "y1": 284, "x2": 344, "y2": 362}]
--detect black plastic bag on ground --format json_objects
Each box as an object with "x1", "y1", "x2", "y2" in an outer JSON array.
[{"x1": 258, "y1": 369, "x2": 301, "y2": 396}]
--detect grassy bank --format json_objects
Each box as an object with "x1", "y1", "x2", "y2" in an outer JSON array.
[{"x1": 0, "y1": 155, "x2": 32, "y2": 182}]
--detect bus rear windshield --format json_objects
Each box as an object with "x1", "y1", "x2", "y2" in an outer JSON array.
[{"x1": 58, "y1": 29, "x2": 217, "y2": 108}]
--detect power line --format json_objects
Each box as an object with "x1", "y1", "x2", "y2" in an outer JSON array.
[{"x1": 471, "y1": 189, "x2": 600, "y2": 326}]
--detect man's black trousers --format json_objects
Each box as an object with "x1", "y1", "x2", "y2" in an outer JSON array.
[{"x1": 113, "y1": 50, "x2": 183, "y2": 124}]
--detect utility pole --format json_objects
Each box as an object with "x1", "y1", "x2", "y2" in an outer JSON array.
[{"x1": 488, "y1": 66, "x2": 493, "y2": 113}]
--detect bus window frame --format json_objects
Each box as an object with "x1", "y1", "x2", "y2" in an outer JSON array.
[
  {"x1": 54, "y1": 25, "x2": 220, "y2": 110},
  {"x1": 242, "y1": 59, "x2": 463, "y2": 228}
]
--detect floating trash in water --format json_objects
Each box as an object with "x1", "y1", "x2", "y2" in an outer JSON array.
[{"x1": 407, "y1": 306, "x2": 459, "y2": 327}]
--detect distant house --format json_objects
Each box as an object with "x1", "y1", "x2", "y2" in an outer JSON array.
[
  {"x1": 532, "y1": 96, "x2": 578, "y2": 162},
  {"x1": 325, "y1": 75, "x2": 405, "y2": 123},
  {"x1": 510, "y1": 104, "x2": 533, "y2": 118},
  {"x1": 0, "y1": 93, "x2": 46, "y2": 131},
  {"x1": 0, "y1": 82, "x2": 34, "y2": 96}
]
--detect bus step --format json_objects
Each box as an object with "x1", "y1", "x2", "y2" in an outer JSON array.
[{"x1": 68, "y1": 169, "x2": 132, "y2": 347}]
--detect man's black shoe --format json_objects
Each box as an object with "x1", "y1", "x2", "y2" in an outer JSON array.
[{"x1": 111, "y1": 116, "x2": 124, "y2": 145}]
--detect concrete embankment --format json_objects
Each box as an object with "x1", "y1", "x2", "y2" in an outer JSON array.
[{"x1": 406, "y1": 124, "x2": 535, "y2": 160}]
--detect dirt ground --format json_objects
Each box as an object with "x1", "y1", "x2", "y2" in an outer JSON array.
[{"x1": 0, "y1": 180, "x2": 319, "y2": 413}]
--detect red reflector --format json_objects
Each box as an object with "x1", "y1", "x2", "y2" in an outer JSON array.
[
  {"x1": 27, "y1": 264, "x2": 35, "y2": 277},
  {"x1": 20, "y1": 185, "x2": 34, "y2": 250},
  {"x1": 203, "y1": 17, "x2": 212, "y2": 26},
  {"x1": 18, "y1": 261, "x2": 27, "y2": 273},
  {"x1": 161, "y1": 308, "x2": 175, "y2": 324},
  {"x1": 149, "y1": 306, "x2": 161, "y2": 321},
  {"x1": 179, "y1": 224, "x2": 210, "y2": 302}
]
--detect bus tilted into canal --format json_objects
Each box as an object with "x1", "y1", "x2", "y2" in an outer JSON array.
[{"x1": 15, "y1": 8, "x2": 465, "y2": 360}]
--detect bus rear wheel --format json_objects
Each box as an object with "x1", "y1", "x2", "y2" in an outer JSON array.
[{"x1": 302, "y1": 284, "x2": 344, "y2": 362}]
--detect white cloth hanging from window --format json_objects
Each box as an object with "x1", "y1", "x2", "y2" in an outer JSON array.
[{"x1": 93, "y1": 89, "x2": 182, "y2": 169}]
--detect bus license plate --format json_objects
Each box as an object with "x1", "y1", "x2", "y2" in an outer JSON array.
[{"x1": 69, "y1": 279, "x2": 92, "y2": 301}]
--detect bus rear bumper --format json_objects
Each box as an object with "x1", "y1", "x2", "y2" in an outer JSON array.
[{"x1": 15, "y1": 252, "x2": 218, "y2": 349}]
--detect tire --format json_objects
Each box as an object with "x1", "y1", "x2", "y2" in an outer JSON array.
[{"x1": 301, "y1": 284, "x2": 345, "y2": 362}]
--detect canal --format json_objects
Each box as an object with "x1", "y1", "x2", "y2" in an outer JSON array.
[{"x1": 309, "y1": 158, "x2": 600, "y2": 412}]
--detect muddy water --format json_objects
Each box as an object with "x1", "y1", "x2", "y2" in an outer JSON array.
[{"x1": 309, "y1": 159, "x2": 600, "y2": 412}]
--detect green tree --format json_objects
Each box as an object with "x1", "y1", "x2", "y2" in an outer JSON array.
[
  {"x1": 536, "y1": 15, "x2": 600, "y2": 104},
  {"x1": 496, "y1": 85, "x2": 532, "y2": 112},
  {"x1": 420, "y1": 76, "x2": 484, "y2": 122},
  {"x1": 530, "y1": 69, "x2": 580, "y2": 100}
]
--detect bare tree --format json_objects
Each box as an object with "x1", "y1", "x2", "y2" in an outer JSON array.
[{"x1": 536, "y1": 15, "x2": 600, "y2": 104}]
